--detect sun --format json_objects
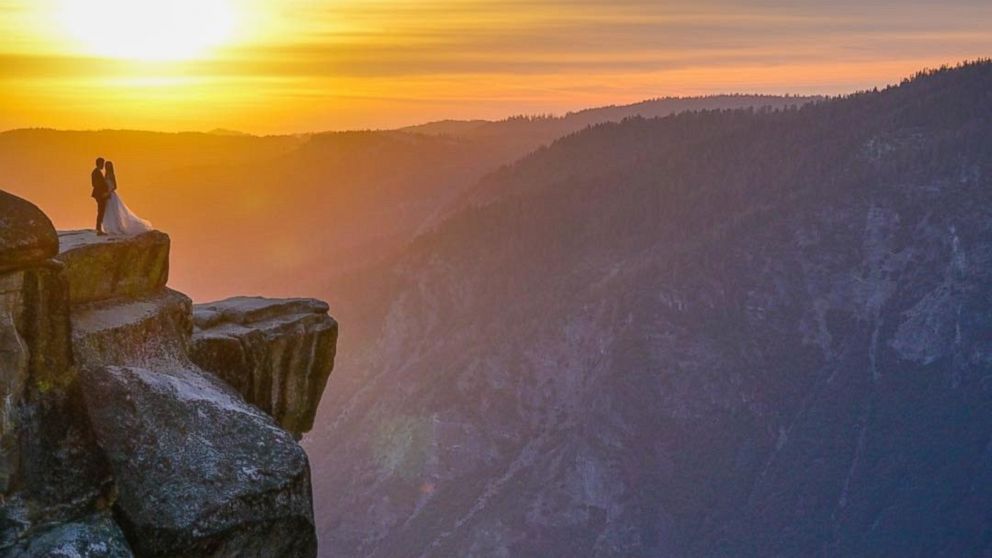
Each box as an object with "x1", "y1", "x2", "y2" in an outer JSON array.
[{"x1": 58, "y1": 0, "x2": 235, "y2": 61}]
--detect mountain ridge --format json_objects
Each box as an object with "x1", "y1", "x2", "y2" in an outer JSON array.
[{"x1": 307, "y1": 59, "x2": 992, "y2": 557}]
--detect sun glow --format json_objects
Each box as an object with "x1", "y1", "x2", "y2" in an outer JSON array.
[{"x1": 58, "y1": 0, "x2": 235, "y2": 61}]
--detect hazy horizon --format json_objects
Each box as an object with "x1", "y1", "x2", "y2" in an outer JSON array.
[{"x1": 1, "y1": 91, "x2": 823, "y2": 136}]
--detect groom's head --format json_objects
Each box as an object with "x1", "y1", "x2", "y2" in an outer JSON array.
[{"x1": 95, "y1": 157, "x2": 105, "y2": 170}]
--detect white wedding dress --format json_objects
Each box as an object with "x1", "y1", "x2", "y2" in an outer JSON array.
[{"x1": 103, "y1": 176, "x2": 153, "y2": 235}]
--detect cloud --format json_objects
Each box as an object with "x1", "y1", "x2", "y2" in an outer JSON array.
[
  {"x1": 1, "y1": 0, "x2": 991, "y2": 131},
  {"x1": 214, "y1": 0, "x2": 992, "y2": 78}
]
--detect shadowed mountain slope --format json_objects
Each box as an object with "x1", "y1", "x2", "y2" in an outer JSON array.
[{"x1": 307, "y1": 61, "x2": 992, "y2": 557}]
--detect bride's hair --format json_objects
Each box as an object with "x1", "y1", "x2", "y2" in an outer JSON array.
[{"x1": 105, "y1": 161, "x2": 116, "y2": 178}]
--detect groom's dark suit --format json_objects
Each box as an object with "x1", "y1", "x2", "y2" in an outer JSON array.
[{"x1": 91, "y1": 167, "x2": 109, "y2": 232}]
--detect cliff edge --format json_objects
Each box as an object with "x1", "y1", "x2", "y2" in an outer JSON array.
[{"x1": 0, "y1": 191, "x2": 336, "y2": 557}]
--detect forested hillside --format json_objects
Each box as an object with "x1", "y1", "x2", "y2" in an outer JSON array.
[
  {"x1": 308, "y1": 61, "x2": 992, "y2": 557},
  {"x1": 403, "y1": 94, "x2": 813, "y2": 152}
]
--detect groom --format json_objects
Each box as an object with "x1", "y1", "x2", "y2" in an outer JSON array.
[{"x1": 91, "y1": 157, "x2": 110, "y2": 236}]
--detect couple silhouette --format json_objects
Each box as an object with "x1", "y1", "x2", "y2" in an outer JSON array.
[{"x1": 90, "y1": 157, "x2": 152, "y2": 236}]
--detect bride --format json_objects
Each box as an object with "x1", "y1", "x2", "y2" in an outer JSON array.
[{"x1": 102, "y1": 161, "x2": 153, "y2": 235}]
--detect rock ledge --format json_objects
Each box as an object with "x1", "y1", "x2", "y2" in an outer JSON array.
[
  {"x1": 57, "y1": 230, "x2": 170, "y2": 305},
  {"x1": 192, "y1": 297, "x2": 338, "y2": 437}
]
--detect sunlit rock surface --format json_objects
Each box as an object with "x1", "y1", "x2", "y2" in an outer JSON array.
[
  {"x1": 191, "y1": 297, "x2": 338, "y2": 437},
  {"x1": 57, "y1": 230, "x2": 169, "y2": 305},
  {"x1": 71, "y1": 288, "x2": 193, "y2": 369}
]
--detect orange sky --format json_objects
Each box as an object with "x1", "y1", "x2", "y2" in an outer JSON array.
[{"x1": 2, "y1": 0, "x2": 991, "y2": 134}]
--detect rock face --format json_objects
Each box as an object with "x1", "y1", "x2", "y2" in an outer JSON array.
[
  {"x1": 5, "y1": 513, "x2": 133, "y2": 558},
  {"x1": 1, "y1": 195, "x2": 334, "y2": 557},
  {"x1": 191, "y1": 297, "x2": 338, "y2": 437},
  {"x1": 57, "y1": 230, "x2": 169, "y2": 305},
  {"x1": 0, "y1": 193, "x2": 113, "y2": 553},
  {"x1": 82, "y1": 365, "x2": 316, "y2": 558}
]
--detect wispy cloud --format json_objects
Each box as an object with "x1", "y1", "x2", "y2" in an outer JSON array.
[{"x1": 2, "y1": 0, "x2": 990, "y2": 132}]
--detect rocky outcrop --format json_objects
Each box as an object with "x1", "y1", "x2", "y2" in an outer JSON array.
[
  {"x1": 1, "y1": 192, "x2": 335, "y2": 557},
  {"x1": 0, "y1": 193, "x2": 114, "y2": 553},
  {"x1": 71, "y1": 288, "x2": 193, "y2": 368},
  {"x1": 82, "y1": 365, "x2": 316, "y2": 558},
  {"x1": 4, "y1": 513, "x2": 133, "y2": 558},
  {"x1": 57, "y1": 230, "x2": 169, "y2": 305},
  {"x1": 191, "y1": 297, "x2": 338, "y2": 437},
  {"x1": 0, "y1": 190, "x2": 59, "y2": 271}
]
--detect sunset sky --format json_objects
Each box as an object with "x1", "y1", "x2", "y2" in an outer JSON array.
[{"x1": 2, "y1": 0, "x2": 990, "y2": 134}]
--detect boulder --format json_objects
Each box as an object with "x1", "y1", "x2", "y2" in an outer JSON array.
[
  {"x1": 5, "y1": 512, "x2": 134, "y2": 558},
  {"x1": 0, "y1": 190, "x2": 58, "y2": 271},
  {"x1": 56, "y1": 231, "x2": 170, "y2": 305},
  {"x1": 191, "y1": 297, "x2": 337, "y2": 437},
  {"x1": 71, "y1": 289, "x2": 193, "y2": 369},
  {"x1": 80, "y1": 364, "x2": 317, "y2": 558}
]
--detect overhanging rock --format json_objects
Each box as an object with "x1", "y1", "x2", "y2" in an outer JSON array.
[{"x1": 191, "y1": 297, "x2": 338, "y2": 438}]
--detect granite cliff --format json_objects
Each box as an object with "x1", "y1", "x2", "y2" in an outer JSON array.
[{"x1": 0, "y1": 192, "x2": 336, "y2": 557}]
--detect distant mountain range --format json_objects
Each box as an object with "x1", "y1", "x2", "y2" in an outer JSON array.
[
  {"x1": 306, "y1": 61, "x2": 992, "y2": 556},
  {"x1": 0, "y1": 94, "x2": 810, "y2": 303},
  {"x1": 402, "y1": 94, "x2": 817, "y2": 153}
]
